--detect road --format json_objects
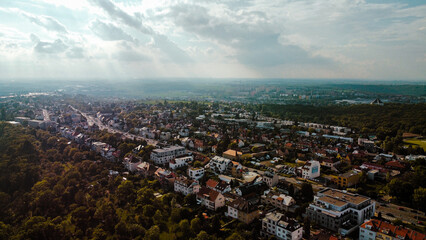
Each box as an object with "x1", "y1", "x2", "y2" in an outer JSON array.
[
  {"x1": 70, "y1": 105, "x2": 157, "y2": 146},
  {"x1": 42, "y1": 109, "x2": 50, "y2": 121},
  {"x1": 374, "y1": 202, "x2": 425, "y2": 225}
]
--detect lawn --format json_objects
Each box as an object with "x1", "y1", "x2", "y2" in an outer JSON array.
[{"x1": 404, "y1": 138, "x2": 426, "y2": 151}]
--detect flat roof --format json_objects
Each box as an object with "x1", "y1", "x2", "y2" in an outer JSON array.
[
  {"x1": 321, "y1": 189, "x2": 369, "y2": 205},
  {"x1": 319, "y1": 196, "x2": 347, "y2": 207}
]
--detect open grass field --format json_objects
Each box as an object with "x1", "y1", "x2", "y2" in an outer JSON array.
[{"x1": 404, "y1": 138, "x2": 426, "y2": 151}]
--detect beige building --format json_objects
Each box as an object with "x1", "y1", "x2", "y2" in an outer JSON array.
[{"x1": 227, "y1": 197, "x2": 260, "y2": 224}]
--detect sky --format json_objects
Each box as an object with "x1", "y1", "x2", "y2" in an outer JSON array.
[{"x1": 0, "y1": 0, "x2": 425, "y2": 80}]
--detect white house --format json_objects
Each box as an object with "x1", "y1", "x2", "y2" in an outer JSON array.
[
  {"x1": 188, "y1": 167, "x2": 205, "y2": 180},
  {"x1": 208, "y1": 156, "x2": 231, "y2": 174},
  {"x1": 301, "y1": 160, "x2": 320, "y2": 179}
]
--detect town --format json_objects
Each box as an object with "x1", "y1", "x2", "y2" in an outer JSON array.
[{"x1": 1, "y1": 93, "x2": 424, "y2": 240}]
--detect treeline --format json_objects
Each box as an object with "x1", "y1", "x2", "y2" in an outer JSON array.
[
  {"x1": 251, "y1": 103, "x2": 425, "y2": 143},
  {"x1": 0, "y1": 123, "x2": 252, "y2": 240}
]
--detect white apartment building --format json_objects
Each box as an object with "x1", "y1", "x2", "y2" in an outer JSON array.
[
  {"x1": 150, "y1": 146, "x2": 186, "y2": 165},
  {"x1": 169, "y1": 156, "x2": 193, "y2": 170},
  {"x1": 306, "y1": 188, "x2": 375, "y2": 236}
]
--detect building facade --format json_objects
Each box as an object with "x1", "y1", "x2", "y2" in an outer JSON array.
[
  {"x1": 306, "y1": 188, "x2": 375, "y2": 236},
  {"x1": 261, "y1": 212, "x2": 303, "y2": 240},
  {"x1": 151, "y1": 146, "x2": 186, "y2": 165}
]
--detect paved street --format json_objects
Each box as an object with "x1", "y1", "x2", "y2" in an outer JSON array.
[
  {"x1": 70, "y1": 106, "x2": 158, "y2": 146},
  {"x1": 42, "y1": 109, "x2": 50, "y2": 121},
  {"x1": 374, "y1": 201, "x2": 425, "y2": 225}
]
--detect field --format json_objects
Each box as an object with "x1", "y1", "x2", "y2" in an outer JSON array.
[{"x1": 404, "y1": 138, "x2": 426, "y2": 151}]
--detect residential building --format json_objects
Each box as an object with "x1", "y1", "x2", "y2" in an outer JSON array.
[
  {"x1": 262, "y1": 171, "x2": 279, "y2": 187},
  {"x1": 301, "y1": 160, "x2": 320, "y2": 179},
  {"x1": 169, "y1": 156, "x2": 193, "y2": 170},
  {"x1": 209, "y1": 156, "x2": 231, "y2": 174},
  {"x1": 151, "y1": 146, "x2": 186, "y2": 165},
  {"x1": 359, "y1": 219, "x2": 425, "y2": 240},
  {"x1": 306, "y1": 188, "x2": 375, "y2": 236},
  {"x1": 261, "y1": 211, "x2": 303, "y2": 240},
  {"x1": 227, "y1": 197, "x2": 260, "y2": 224},
  {"x1": 332, "y1": 171, "x2": 361, "y2": 188},
  {"x1": 174, "y1": 177, "x2": 200, "y2": 196},
  {"x1": 261, "y1": 191, "x2": 296, "y2": 212},
  {"x1": 223, "y1": 149, "x2": 242, "y2": 160},
  {"x1": 206, "y1": 179, "x2": 231, "y2": 194},
  {"x1": 188, "y1": 167, "x2": 205, "y2": 180},
  {"x1": 196, "y1": 187, "x2": 225, "y2": 211}
]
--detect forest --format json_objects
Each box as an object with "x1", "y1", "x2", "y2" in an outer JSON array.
[{"x1": 0, "y1": 123, "x2": 253, "y2": 240}]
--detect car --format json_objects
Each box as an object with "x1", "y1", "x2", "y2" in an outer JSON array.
[
  {"x1": 410, "y1": 210, "x2": 418, "y2": 213},
  {"x1": 418, "y1": 221, "x2": 423, "y2": 225},
  {"x1": 398, "y1": 207, "x2": 405, "y2": 211},
  {"x1": 386, "y1": 213, "x2": 395, "y2": 217},
  {"x1": 380, "y1": 203, "x2": 388, "y2": 207}
]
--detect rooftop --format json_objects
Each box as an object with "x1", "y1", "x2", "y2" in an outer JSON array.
[{"x1": 320, "y1": 188, "x2": 370, "y2": 205}]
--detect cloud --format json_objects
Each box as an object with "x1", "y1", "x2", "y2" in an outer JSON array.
[
  {"x1": 167, "y1": 3, "x2": 328, "y2": 67},
  {"x1": 66, "y1": 47, "x2": 84, "y2": 58},
  {"x1": 112, "y1": 50, "x2": 150, "y2": 62},
  {"x1": 89, "y1": 0, "x2": 152, "y2": 34},
  {"x1": 90, "y1": 0, "x2": 192, "y2": 63},
  {"x1": 89, "y1": 19, "x2": 138, "y2": 43},
  {"x1": 34, "y1": 39, "x2": 68, "y2": 54},
  {"x1": 21, "y1": 12, "x2": 68, "y2": 33}
]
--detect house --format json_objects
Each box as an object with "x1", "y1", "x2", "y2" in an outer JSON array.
[
  {"x1": 230, "y1": 161, "x2": 243, "y2": 178},
  {"x1": 223, "y1": 149, "x2": 242, "y2": 160},
  {"x1": 196, "y1": 187, "x2": 225, "y2": 211},
  {"x1": 174, "y1": 177, "x2": 200, "y2": 196},
  {"x1": 206, "y1": 179, "x2": 231, "y2": 194},
  {"x1": 227, "y1": 197, "x2": 260, "y2": 224},
  {"x1": 321, "y1": 158, "x2": 340, "y2": 168},
  {"x1": 262, "y1": 171, "x2": 279, "y2": 187},
  {"x1": 261, "y1": 191, "x2": 296, "y2": 212},
  {"x1": 169, "y1": 156, "x2": 193, "y2": 170},
  {"x1": 194, "y1": 139, "x2": 205, "y2": 152},
  {"x1": 188, "y1": 167, "x2": 205, "y2": 180},
  {"x1": 136, "y1": 162, "x2": 158, "y2": 177},
  {"x1": 306, "y1": 188, "x2": 375, "y2": 236},
  {"x1": 209, "y1": 156, "x2": 231, "y2": 174},
  {"x1": 261, "y1": 211, "x2": 303, "y2": 240},
  {"x1": 359, "y1": 219, "x2": 425, "y2": 240},
  {"x1": 123, "y1": 156, "x2": 142, "y2": 172},
  {"x1": 331, "y1": 171, "x2": 361, "y2": 188},
  {"x1": 300, "y1": 160, "x2": 321, "y2": 179},
  {"x1": 150, "y1": 146, "x2": 186, "y2": 165}
]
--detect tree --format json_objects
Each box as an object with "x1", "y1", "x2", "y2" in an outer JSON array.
[
  {"x1": 196, "y1": 231, "x2": 212, "y2": 240},
  {"x1": 226, "y1": 232, "x2": 245, "y2": 240},
  {"x1": 190, "y1": 218, "x2": 202, "y2": 235},
  {"x1": 288, "y1": 184, "x2": 295, "y2": 197},
  {"x1": 300, "y1": 183, "x2": 314, "y2": 202},
  {"x1": 303, "y1": 217, "x2": 311, "y2": 239},
  {"x1": 145, "y1": 225, "x2": 160, "y2": 240},
  {"x1": 413, "y1": 187, "x2": 426, "y2": 212}
]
